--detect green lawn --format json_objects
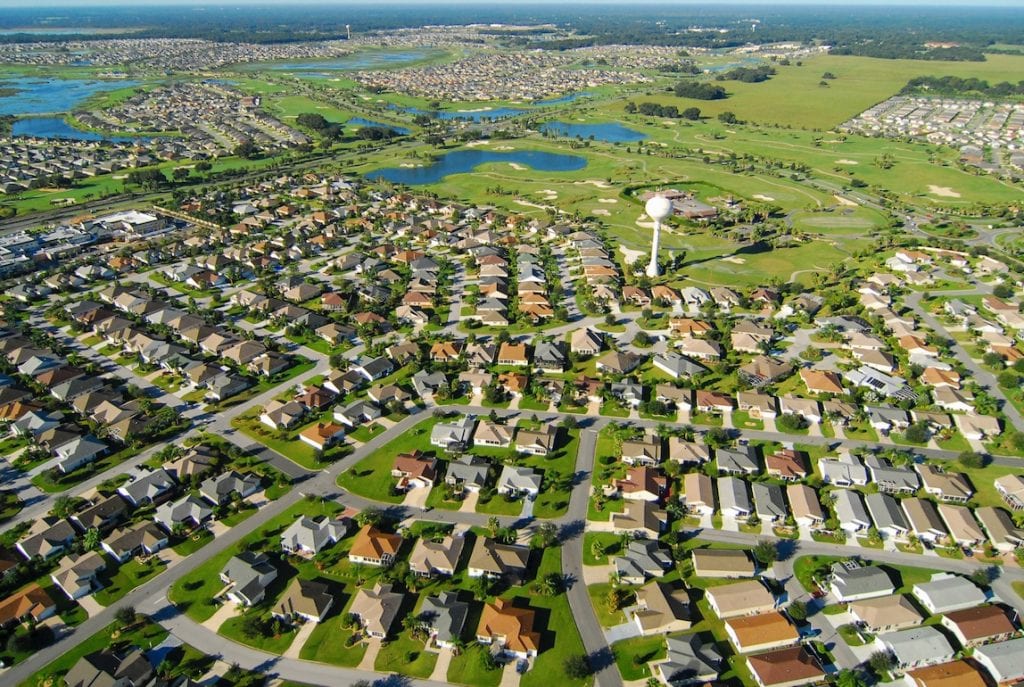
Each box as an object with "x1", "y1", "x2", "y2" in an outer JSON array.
[
  {"x1": 582, "y1": 532, "x2": 625, "y2": 566},
  {"x1": 232, "y1": 410, "x2": 351, "y2": 471},
  {"x1": 337, "y1": 416, "x2": 443, "y2": 502},
  {"x1": 172, "y1": 528, "x2": 214, "y2": 555},
  {"x1": 94, "y1": 556, "x2": 168, "y2": 606},
  {"x1": 0, "y1": 489, "x2": 23, "y2": 523},
  {"x1": 587, "y1": 582, "x2": 630, "y2": 628},
  {"x1": 374, "y1": 631, "x2": 438, "y2": 678},
  {"x1": 612, "y1": 635, "x2": 666, "y2": 681},
  {"x1": 298, "y1": 612, "x2": 367, "y2": 666},
  {"x1": 475, "y1": 492, "x2": 524, "y2": 516},
  {"x1": 219, "y1": 613, "x2": 299, "y2": 654},
  {"x1": 447, "y1": 643, "x2": 503, "y2": 687}
]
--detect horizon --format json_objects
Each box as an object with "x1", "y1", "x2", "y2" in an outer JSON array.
[{"x1": 1, "y1": 0, "x2": 1023, "y2": 7}]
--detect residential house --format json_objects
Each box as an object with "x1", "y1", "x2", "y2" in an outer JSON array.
[
  {"x1": 409, "y1": 535, "x2": 465, "y2": 577},
  {"x1": 391, "y1": 451, "x2": 437, "y2": 490},
  {"x1": 221, "y1": 551, "x2": 278, "y2": 606},
  {"x1": 830, "y1": 562, "x2": 895, "y2": 602},
  {"x1": 350, "y1": 582, "x2": 404, "y2": 639},
  {"x1": 497, "y1": 465, "x2": 542, "y2": 499},
  {"x1": 724, "y1": 612, "x2": 799, "y2": 654},
  {"x1": 626, "y1": 580, "x2": 691, "y2": 635},
  {"x1": 848, "y1": 594, "x2": 925, "y2": 633},
  {"x1": 877, "y1": 626, "x2": 955, "y2": 675},
  {"x1": 348, "y1": 526, "x2": 403, "y2": 567},
  {"x1": 200, "y1": 470, "x2": 261, "y2": 505},
  {"x1": 912, "y1": 575, "x2": 986, "y2": 615},
  {"x1": 690, "y1": 549, "x2": 754, "y2": 578},
  {"x1": 718, "y1": 476, "x2": 753, "y2": 519},
  {"x1": 273, "y1": 578, "x2": 334, "y2": 623},
  {"x1": 421, "y1": 591, "x2": 469, "y2": 649},
  {"x1": 51, "y1": 551, "x2": 106, "y2": 600},
  {"x1": 615, "y1": 540, "x2": 673, "y2": 585},
  {"x1": 279, "y1": 515, "x2": 349, "y2": 556},
  {"x1": 476, "y1": 598, "x2": 541, "y2": 659},
  {"x1": 468, "y1": 538, "x2": 530, "y2": 584},
  {"x1": 745, "y1": 647, "x2": 825, "y2": 687},
  {"x1": 682, "y1": 473, "x2": 714, "y2": 516},
  {"x1": 101, "y1": 521, "x2": 168, "y2": 563},
  {"x1": 940, "y1": 605, "x2": 1016, "y2": 648},
  {"x1": 705, "y1": 580, "x2": 776, "y2": 619}
]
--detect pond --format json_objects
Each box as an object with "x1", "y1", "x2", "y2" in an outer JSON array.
[
  {"x1": 531, "y1": 91, "x2": 594, "y2": 106},
  {"x1": 347, "y1": 117, "x2": 410, "y2": 135},
  {"x1": 13, "y1": 116, "x2": 138, "y2": 142},
  {"x1": 254, "y1": 49, "x2": 435, "y2": 73},
  {"x1": 539, "y1": 121, "x2": 646, "y2": 143},
  {"x1": 366, "y1": 149, "x2": 587, "y2": 185},
  {"x1": 395, "y1": 104, "x2": 527, "y2": 122},
  {"x1": 0, "y1": 76, "x2": 138, "y2": 116}
]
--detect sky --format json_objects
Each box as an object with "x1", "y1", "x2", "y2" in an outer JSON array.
[{"x1": 2, "y1": 0, "x2": 1023, "y2": 5}]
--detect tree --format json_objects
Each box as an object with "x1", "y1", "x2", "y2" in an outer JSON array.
[
  {"x1": 533, "y1": 522, "x2": 558, "y2": 549},
  {"x1": 868, "y1": 650, "x2": 895, "y2": 675},
  {"x1": 958, "y1": 451, "x2": 987, "y2": 469},
  {"x1": 903, "y1": 422, "x2": 929, "y2": 444},
  {"x1": 681, "y1": 107, "x2": 701, "y2": 120},
  {"x1": 564, "y1": 655, "x2": 592, "y2": 679},
  {"x1": 787, "y1": 600, "x2": 808, "y2": 621},
  {"x1": 83, "y1": 528, "x2": 101, "y2": 551},
  {"x1": 752, "y1": 539, "x2": 778, "y2": 566},
  {"x1": 718, "y1": 111, "x2": 738, "y2": 124},
  {"x1": 356, "y1": 507, "x2": 384, "y2": 528},
  {"x1": 835, "y1": 669, "x2": 869, "y2": 687},
  {"x1": 50, "y1": 495, "x2": 78, "y2": 519},
  {"x1": 115, "y1": 606, "x2": 137, "y2": 626}
]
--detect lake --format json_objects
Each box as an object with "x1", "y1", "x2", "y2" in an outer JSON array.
[
  {"x1": 13, "y1": 116, "x2": 137, "y2": 142},
  {"x1": 0, "y1": 77, "x2": 138, "y2": 116},
  {"x1": 395, "y1": 104, "x2": 526, "y2": 122},
  {"x1": 531, "y1": 91, "x2": 594, "y2": 106},
  {"x1": 539, "y1": 121, "x2": 646, "y2": 143},
  {"x1": 347, "y1": 117, "x2": 411, "y2": 135},
  {"x1": 256, "y1": 49, "x2": 434, "y2": 73},
  {"x1": 366, "y1": 149, "x2": 586, "y2": 185}
]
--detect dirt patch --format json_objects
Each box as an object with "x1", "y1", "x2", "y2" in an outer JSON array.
[
  {"x1": 722, "y1": 256, "x2": 746, "y2": 264},
  {"x1": 835, "y1": 159, "x2": 858, "y2": 165},
  {"x1": 833, "y1": 195, "x2": 858, "y2": 207},
  {"x1": 598, "y1": 198, "x2": 618, "y2": 204},
  {"x1": 928, "y1": 185, "x2": 961, "y2": 198},
  {"x1": 752, "y1": 194, "x2": 775, "y2": 202},
  {"x1": 619, "y1": 245, "x2": 645, "y2": 264},
  {"x1": 574, "y1": 179, "x2": 612, "y2": 189},
  {"x1": 592, "y1": 208, "x2": 611, "y2": 216},
  {"x1": 509, "y1": 163, "x2": 526, "y2": 171}
]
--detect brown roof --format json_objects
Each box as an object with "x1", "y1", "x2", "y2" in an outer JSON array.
[
  {"x1": 0, "y1": 584, "x2": 54, "y2": 625},
  {"x1": 800, "y1": 368, "x2": 844, "y2": 395},
  {"x1": 349, "y1": 525, "x2": 402, "y2": 561},
  {"x1": 746, "y1": 647, "x2": 824, "y2": 687},
  {"x1": 727, "y1": 612, "x2": 798, "y2": 648},
  {"x1": 906, "y1": 660, "x2": 988, "y2": 687},
  {"x1": 942, "y1": 605, "x2": 1015, "y2": 641},
  {"x1": 765, "y1": 449, "x2": 808, "y2": 479},
  {"x1": 393, "y1": 452, "x2": 437, "y2": 482},
  {"x1": 477, "y1": 598, "x2": 540, "y2": 654}
]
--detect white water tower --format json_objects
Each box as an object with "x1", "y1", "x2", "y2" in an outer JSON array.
[
  {"x1": 346, "y1": 24, "x2": 352, "y2": 40},
  {"x1": 645, "y1": 194, "x2": 673, "y2": 278}
]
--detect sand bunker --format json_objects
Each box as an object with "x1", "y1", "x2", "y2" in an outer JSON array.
[
  {"x1": 636, "y1": 218, "x2": 656, "y2": 229},
  {"x1": 514, "y1": 200, "x2": 551, "y2": 210},
  {"x1": 833, "y1": 195, "x2": 858, "y2": 207},
  {"x1": 494, "y1": 145, "x2": 515, "y2": 151},
  {"x1": 619, "y1": 245, "x2": 645, "y2": 264},
  {"x1": 465, "y1": 140, "x2": 490, "y2": 147},
  {"x1": 457, "y1": 106, "x2": 493, "y2": 113},
  {"x1": 593, "y1": 209, "x2": 611, "y2": 216},
  {"x1": 752, "y1": 194, "x2": 775, "y2": 202},
  {"x1": 928, "y1": 185, "x2": 961, "y2": 198},
  {"x1": 509, "y1": 163, "x2": 527, "y2": 171},
  {"x1": 722, "y1": 257, "x2": 746, "y2": 265},
  {"x1": 597, "y1": 198, "x2": 618, "y2": 204},
  {"x1": 835, "y1": 159, "x2": 858, "y2": 165},
  {"x1": 575, "y1": 180, "x2": 612, "y2": 189},
  {"x1": 399, "y1": 163, "x2": 423, "y2": 168}
]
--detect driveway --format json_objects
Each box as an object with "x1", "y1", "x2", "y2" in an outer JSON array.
[
  {"x1": 357, "y1": 638, "x2": 382, "y2": 671},
  {"x1": 604, "y1": 620, "x2": 641, "y2": 644},
  {"x1": 499, "y1": 660, "x2": 522, "y2": 687},
  {"x1": 202, "y1": 602, "x2": 240, "y2": 632},
  {"x1": 459, "y1": 491, "x2": 480, "y2": 513},
  {"x1": 428, "y1": 648, "x2": 453, "y2": 682},
  {"x1": 402, "y1": 486, "x2": 430, "y2": 510},
  {"x1": 284, "y1": 621, "x2": 318, "y2": 659}
]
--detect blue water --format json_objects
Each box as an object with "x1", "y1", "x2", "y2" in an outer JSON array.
[
  {"x1": 366, "y1": 149, "x2": 586, "y2": 185},
  {"x1": 13, "y1": 117, "x2": 137, "y2": 142},
  {"x1": 395, "y1": 104, "x2": 526, "y2": 122},
  {"x1": 532, "y1": 91, "x2": 593, "y2": 106},
  {"x1": 0, "y1": 77, "x2": 138, "y2": 116},
  {"x1": 258, "y1": 49, "x2": 432, "y2": 72},
  {"x1": 540, "y1": 121, "x2": 646, "y2": 143},
  {"x1": 347, "y1": 117, "x2": 410, "y2": 135}
]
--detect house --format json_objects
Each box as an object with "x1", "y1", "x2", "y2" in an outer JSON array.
[
  {"x1": 570, "y1": 328, "x2": 604, "y2": 356},
  {"x1": 611, "y1": 500, "x2": 669, "y2": 539},
  {"x1": 595, "y1": 350, "x2": 643, "y2": 375},
  {"x1": 626, "y1": 580, "x2": 690, "y2": 635},
  {"x1": 221, "y1": 551, "x2": 278, "y2": 606},
  {"x1": 200, "y1": 470, "x2": 261, "y2": 505},
  {"x1": 752, "y1": 483, "x2": 787, "y2": 523},
  {"x1": 279, "y1": 515, "x2": 349, "y2": 556},
  {"x1": 938, "y1": 504, "x2": 986, "y2": 548},
  {"x1": 154, "y1": 495, "x2": 214, "y2": 532},
  {"x1": 669, "y1": 438, "x2": 711, "y2": 466},
  {"x1": 515, "y1": 425, "x2": 558, "y2": 456},
  {"x1": 430, "y1": 415, "x2": 476, "y2": 451},
  {"x1": 788, "y1": 484, "x2": 824, "y2": 529},
  {"x1": 64, "y1": 649, "x2": 154, "y2": 687},
  {"x1": 0, "y1": 584, "x2": 56, "y2": 627},
  {"x1": 864, "y1": 492, "x2": 910, "y2": 540},
  {"x1": 348, "y1": 525, "x2": 403, "y2": 567},
  {"x1": 54, "y1": 435, "x2": 108, "y2": 473},
  {"x1": 497, "y1": 465, "x2": 542, "y2": 499},
  {"x1": 682, "y1": 473, "x2": 714, "y2": 516},
  {"x1": 705, "y1": 580, "x2": 776, "y2": 619},
  {"x1": 901, "y1": 498, "x2": 948, "y2": 544},
  {"x1": 409, "y1": 534, "x2": 465, "y2": 577},
  {"x1": 656, "y1": 634, "x2": 723, "y2": 687},
  {"x1": 820, "y1": 452, "x2": 868, "y2": 487},
  {"x1": 917, "y1": 464, "x2": 973, "y2": 504},
  {"x1": 298, "y1": 422, "x2": 346, "y2": 451},
  {"x1": 17, "y1": 518, "x2": 76, "y2": 560},
  {"x1": 615, "y1": 466, "x2": 669, "y2": 502},
  {"x1": 940, "y1": 605, "x2": 1016, "y2": 647},
  {"x1": 955, "y1": 414, "x2": 1002, "y2": 441},
  {"x1": 101, "y1": 521, "x2": 169, "y2": 563},
  {"x1": 830, "y1": 562, "x2": 895, "y2": 602},
  {"x1": 739, "y1": 356, "x2": 792, "y2": 387},
  {"x1": 877, "y1": 626, "x2": 956, "y2": 674},
  {"x1": 350, "y1": 582, "x2": 404, "y2": 639},
  {"x1": 831, "y1": 489, "x2": 871, "y2": 534},
  {"x1": 737, "y1": 391, "x2": 777, "y2": 420},
  {"x1": 653, "y1": 352, "x2": 708, "y2": 379},
  {"x1": 724, "y1": 612, "x2": 799, "y2": 653},
  {"x1": 476, "y1": 598, "x2": 541, "y2": 659},
  {"x1": 446, "y1": 455, "x2": 490, "y2": 493},
  {"x1": 51, "y1": 551, "x2": 106, "y2": 600},
  {"x1": 746, "y1": 647, "x2": 824, "y2": 687},
  {"x1": 534, "y1": 341, "x2": 566, "y2": 372},
  {"x1": 906, "y1": 661, "x2": 988, "y2": 687},
  {"x1": 421, "y1": 591, "x2": 469, "y2": 649},
  {"x1": 497, "y1": 342, "x2": 529, "y2": 366},
  {"x1": 912, "y1": 575, "x2": 986, "y2": 615},
  {"x1": 473, "y1": 420, "x2": 514, "y2": 448},
  {"x1": 994, "y1": 474, "x2": 1024, "y2": 510},
  {"x1": 972, "y1": 637, "x2": 1024, "y2": 684},
  {"x1": 615, "y1": 540, "x2": 673, "y2": 585},
  {"x1": 718, "y1": 476, "x2": 753, "y2": 519},
  {"x1": 765, "y1": 449, "x2": 807, "y2": 481},
  {"x1": 799, "y1": 368, "x2": 844, "y2": 396},
  {"x1": 848, "y1": 594, "x2": 925, "y2": 634},
  {"x1": 716, "y1": 446, "x2": 759, "y2": 475},
  {"x1": 391, "y1": 451, "x2": 437, "y2": 490},
  {"x1": 70, "y1": 495, "x2": 128, "y2": 533},
  {"x1": 976, "y1": 505, "x2": 1024, "y2": 552},
  {"x1": 695, "y1": 390, "x2": 734, "y2": 414},
  {"x1": 468, "y1": 537, "x2": 530, "y2": 584},
  {"x1": 354, "y1": 356, "x2": 394, "y2": 382},
  {"x1": 621, "y1": 436, "x2": 662, "y2": 466},
  {"x1": 272, "y1": 577, "x2": 334, "y2": 624},
  {"x1": 690, "y1": 549, "x2": 754, "y2": 578}
]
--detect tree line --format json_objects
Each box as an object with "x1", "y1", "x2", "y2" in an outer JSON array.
[{"x1": 901, "y1": 75, "x2": 1024, "y2": 98}]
